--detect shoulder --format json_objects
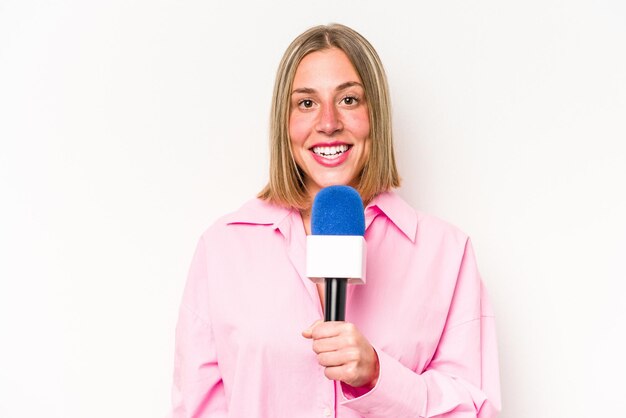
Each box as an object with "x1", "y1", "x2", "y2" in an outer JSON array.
[
  {"x1": 391, "y1": 195, "x2": 477, "y2": 279},
  {"x1": 371, "y1": 191, "x2": 469, "y2": 249},
  {"x1": 416, "y1": 210, "x2": 469, "y2": 249}
]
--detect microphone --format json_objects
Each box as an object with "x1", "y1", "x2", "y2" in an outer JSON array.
[{"x1": 306, "y1": 185, "x2": 366, "y2": 321}]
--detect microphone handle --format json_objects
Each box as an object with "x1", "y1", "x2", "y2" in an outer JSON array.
[{"x1": 324, "y1": 278, "x2": 347, "y2": 321}]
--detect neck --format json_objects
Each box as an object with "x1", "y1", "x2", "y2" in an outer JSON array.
[{"x1": 299, "y1": 208, "x2": 312, "y2": 235}]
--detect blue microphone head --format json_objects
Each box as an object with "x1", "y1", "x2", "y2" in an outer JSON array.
[{"x1": 311, "y1": 185, "x2": 365, "y2": 236}]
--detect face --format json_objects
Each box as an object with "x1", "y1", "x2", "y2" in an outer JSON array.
[{"x1": 289, "y1": 48, "x2": 371, "y2": 200}]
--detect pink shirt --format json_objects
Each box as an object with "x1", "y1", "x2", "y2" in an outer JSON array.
[{"x1": 171, "y1": 192, "x2": 501, "y2": 417}]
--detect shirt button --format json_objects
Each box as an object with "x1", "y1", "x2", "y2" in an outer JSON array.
[{"x1": 323, "y1": 407, "x2": 332, "y2": 417}]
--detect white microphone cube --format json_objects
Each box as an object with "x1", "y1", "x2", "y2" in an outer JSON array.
[{"x1": 306, "y1": 235, "x2": 366, "y2": 284}]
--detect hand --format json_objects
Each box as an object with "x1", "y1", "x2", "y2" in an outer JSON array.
[{"x1": 302, "y1": 320, "x2": 380, "y2": 389}]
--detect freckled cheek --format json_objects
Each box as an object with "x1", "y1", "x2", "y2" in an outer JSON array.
[
  {"x1": 359, "y1": 122, "x2": 371, "y2": 139},
  {"x1": 346, "y1": 113, "x2": 371, "y2": 140},
  {"x1": 288, "y1": 115, "x2": 312, "y2": 147}
]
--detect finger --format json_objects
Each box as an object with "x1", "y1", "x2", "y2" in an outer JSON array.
[
  {"x1": 322, "y1": 365, "x2": 344, "y2": 382},
  {"x1": 313, "y1": 334, "x2": 361, "y2": 355},
  {"x1": 312, "y1": 334, "x2": 355, "y2": 354},
  {"x1": 316, "y1": 348, "x2": 359, "y2": 367},
  {"x1": 322, "y1": 364, "x2": 359, "y2": 385},
  {"x1": 310, "y1": 321, "x2": 349, "y2": 339},
  {"x1": 312, "y1": 336, "x2": 339, "y2": 354},
  {"x1": 324, "y1": 363, "x2": 373, "y2": 388},
  {"x1": 301, "y1": 319, "x2": 323, "y2": 339}
]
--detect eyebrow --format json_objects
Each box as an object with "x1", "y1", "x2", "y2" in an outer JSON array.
[{"x1": 291, "y1": 81, "x2": 364, "y2": 95}]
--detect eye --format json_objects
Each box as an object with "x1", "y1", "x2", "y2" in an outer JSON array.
[
  {"x1": 299, "y1": 99, "x2": 314, "y2": 109},
  {"x1": 341, "y1": 96, "x2": 359, "y2": 106}
]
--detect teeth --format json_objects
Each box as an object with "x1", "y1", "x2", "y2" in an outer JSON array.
[{"x1": 312, "y1": 144, "x2": 349, "y2": 158}]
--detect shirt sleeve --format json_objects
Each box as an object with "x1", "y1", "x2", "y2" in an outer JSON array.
[
  {"x1": 340, "y1": 239, "x2": 501, "y2": 417},
  {"x1": 170, "y1": 236, "x2": 228, "y2": 417}
]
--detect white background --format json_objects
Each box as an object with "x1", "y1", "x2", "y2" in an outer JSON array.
[{"x1": 1, "y1": 1, "x2": 625, "y2": 417}]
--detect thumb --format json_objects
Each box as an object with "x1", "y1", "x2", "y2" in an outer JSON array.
[{"x1": 301, "y1": 319, "x2": 323, "y2": 339}]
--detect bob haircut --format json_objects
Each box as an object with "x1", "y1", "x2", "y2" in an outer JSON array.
[{"x1": 258, "y1": 23, "x2": 400, "y2": 209}]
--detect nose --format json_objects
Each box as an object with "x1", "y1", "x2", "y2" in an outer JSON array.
[{"x1": 315, "y1": 104, "x2": 343, "y2": 136}]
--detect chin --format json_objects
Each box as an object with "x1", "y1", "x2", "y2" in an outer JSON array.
[{"x1": 318, "y1": 176, "x2": 353, "y2": 188}]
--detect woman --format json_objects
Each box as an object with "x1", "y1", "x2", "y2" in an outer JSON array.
[{"x1": 171, "y1": 24, "x2": 501, "y2": 417}]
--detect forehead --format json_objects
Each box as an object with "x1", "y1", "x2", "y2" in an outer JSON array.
[{"x1": 292, "y1": 48, "x2": 362, "y2": 88}]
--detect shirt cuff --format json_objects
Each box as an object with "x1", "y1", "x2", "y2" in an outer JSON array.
[{"x1": 339, "y1": 348, "x2": 427, "y2": 417}]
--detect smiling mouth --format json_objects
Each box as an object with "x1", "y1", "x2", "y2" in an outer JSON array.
[{"x1": 311, "y1": 144, "x2": 351, "y2": 159}]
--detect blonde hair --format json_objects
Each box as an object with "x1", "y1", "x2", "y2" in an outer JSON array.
[{"x1": 258, "y1": 23, "x2": 400, "y2": 209}]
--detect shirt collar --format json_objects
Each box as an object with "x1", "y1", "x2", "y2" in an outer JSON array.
[
  {"x1": 226, "y1": 191, "x2": 418, "y2": 242},
  {"x1": 365, "y1": 191, "x2": 418, "y2": 243},
  {"x1": 225, "y1": 198, "x2": 294, "y2": 228}
]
